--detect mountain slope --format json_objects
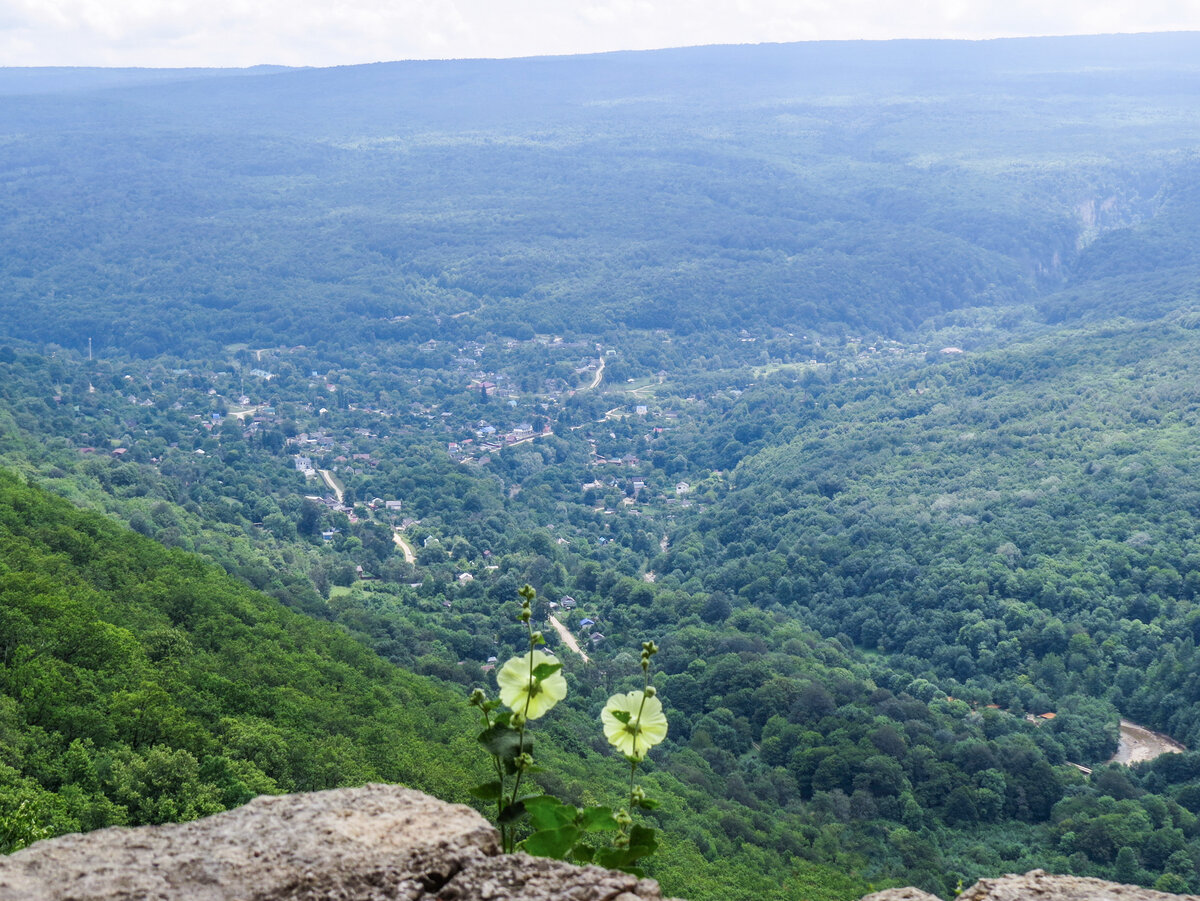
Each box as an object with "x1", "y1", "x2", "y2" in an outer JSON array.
[{"x1": 0, "y1": 467, "x2": 482, "y2": 843}]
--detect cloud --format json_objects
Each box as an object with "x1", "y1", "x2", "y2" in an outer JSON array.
[{"x1": 1, "y1": 0, "x2": 1199, "y2": 67}]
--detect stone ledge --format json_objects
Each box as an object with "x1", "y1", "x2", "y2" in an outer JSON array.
[
  {"x1": 0, "y1": 784, "x2": 668, "y2": 901},
  {"x1": 864, "y1": 869, "x2": 1200, "y2": 901}
]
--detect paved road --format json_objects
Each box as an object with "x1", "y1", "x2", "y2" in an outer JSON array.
[{"x1": 587, "y1": 357, "x2": 605, "y2": 390}]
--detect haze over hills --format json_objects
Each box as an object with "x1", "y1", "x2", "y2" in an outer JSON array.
[
  {"x1": 4, "y1": 33, "x2": 1200, "y2": 900},
  {"x1": 3, "y1": 33, "x2": 1200, "y2": 355}
]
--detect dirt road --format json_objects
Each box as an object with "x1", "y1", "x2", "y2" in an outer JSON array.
[
  {"x1": 548, "y1": 615, "x2": 589, "y2": 663},
  {"x1": 318, "y1": 470, "x2": 344, "y2": 505},
  {"x1": 1110, "y1": 719, "x2": 1186, "y2": 765},
  {"x1": 392, "y1": 529, "x2": 416, "y2": 565}
]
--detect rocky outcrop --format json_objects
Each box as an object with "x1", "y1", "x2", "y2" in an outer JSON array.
[
  {"x1": 0, "y1": 783, "x2": 668, "y2": 901},
  {"x1": 863, "y1": 869, "x2": 1200, "y2": 901},
  {"x1": 5, "y1": 791, "x2": 1197, "y2": 901}
]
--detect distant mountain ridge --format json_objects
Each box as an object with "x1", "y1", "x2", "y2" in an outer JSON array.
[{"x1": 4, "y1": 31, "x2": 1199, "y2": 356}]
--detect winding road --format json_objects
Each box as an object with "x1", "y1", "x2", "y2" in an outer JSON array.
[{"x1": 392, "y1": 529, "x2": 416, "y2": 565}]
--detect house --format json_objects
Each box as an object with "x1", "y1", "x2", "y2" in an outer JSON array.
[
  {"x1": 457, "y1": 572, "x2": 474, "y2": 583},
  {"x1": 385, "y1": 500, "x2": 403, "y2": 512},
  {"x1": 560, "y1": 596, "x2": 577, "y2": 610},
  {"x1": 676, "y1": 481, "x2": 691, "y2": 494}
]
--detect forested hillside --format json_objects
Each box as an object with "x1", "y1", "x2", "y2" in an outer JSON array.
[
  {"x1": 0, "y1": 469, "x2": 480, "y2": 843},
  {"x1": 4, "y1": 32, "x2": 1200, "y2": 900}
]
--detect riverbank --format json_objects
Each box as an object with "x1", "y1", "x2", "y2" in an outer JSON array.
[{"x1": 1110, "y1": 719, "x2": 1186, "y2": 766}]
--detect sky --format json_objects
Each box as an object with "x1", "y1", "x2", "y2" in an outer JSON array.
[{"x1": 2, "y1": 0, "x2": 1200, "y2": 68}]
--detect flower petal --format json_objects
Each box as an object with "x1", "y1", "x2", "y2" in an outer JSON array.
[
  {"x1": 496, "y1": 650, "x2": 566, "y2": 719},
  {"x1": 601, "y1": 690, "x2": 669, "y2": 760}
]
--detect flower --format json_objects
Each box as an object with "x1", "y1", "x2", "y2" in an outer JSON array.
[
  {"x1": 601, "y1": 690, "x2": 668, "y2": 760},
  {"x1": 496, "y1": 650, "x2": 567, "y2": 719}
]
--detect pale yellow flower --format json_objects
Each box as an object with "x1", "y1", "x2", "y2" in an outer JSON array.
[
  {"x1": 602, "y1": 690, "x2": 668, "y2": 760},
  {"x1": 496, "y1": 650, "x2": 567, "y2": 719}
]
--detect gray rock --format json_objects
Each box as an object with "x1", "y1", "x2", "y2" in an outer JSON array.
[
  {"x1": 0, "y1": 784, "x2": 668, "y2": 901},
  {"x1": 863, "y1": 870, "x2": 1200, "y2": 901}
]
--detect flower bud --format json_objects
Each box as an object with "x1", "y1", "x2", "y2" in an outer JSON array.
[
  {"x1": 469, "y1": 688, "x2": 487, "y2": 706},
  {"x1": 644, "y1": 686, "x2": 656, "y2": 697},
  {"x1": 531, "y1": 631, "x2": 544, "y2": 645},
  {"x1": 520, "y1": 608, "x2": 531, "y2": 622}
]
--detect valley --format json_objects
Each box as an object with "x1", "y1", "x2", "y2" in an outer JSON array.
[{"x1": 3, "y1": 33, "x2": 1200, "y2": 901}]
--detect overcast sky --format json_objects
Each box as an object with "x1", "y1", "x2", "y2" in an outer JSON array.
[{"x1": 2, "y1": 0, "x2": 1200, "y2": 68}]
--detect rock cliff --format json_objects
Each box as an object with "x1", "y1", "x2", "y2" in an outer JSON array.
[
  {"x1": 0, "y1": 783, "x2": 667, "y2": 901},
  {"x1": 864, "y1": 869, "x2": 1200, "y2": 901},
  {"x1": 4, "y1": 786, "x2": 1199, "y2": 901}
]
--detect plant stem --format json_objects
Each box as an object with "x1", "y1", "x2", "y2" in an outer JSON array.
[{"x1": 503, "y1": 619, "x2": 537, "y2": 851}]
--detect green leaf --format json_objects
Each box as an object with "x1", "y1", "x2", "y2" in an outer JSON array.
[
  {"x1": 572, "y1": 844, "x2": 595, "y2": 863},
  {"x1": 626, "y1": 824, "x2": 658, "y2": 857},
  {"x1": 578, "y1": 806, "x2": 619, "y2": 832},
  {"x1": 524, "y1": 795, "x2": 577, "y2": 831},
  {"x1": 469, "y1": 781, "x2": 503, "y2": 801},
  {"x1": 594, "y1": 846, "x2": 631, "y2": 869},
  {"x1": 594, "y1": 845, "x2": 647, "y2": 877},
  {"x1": 497, "y1": 800, "x2": 527, "y2": 825},
  {"x1": 608, "y1": 709, "x2": 632, "y2": 724},
  {"x1": 531, "y1": 662, "x2": 563, "y2": 680},
  {"x1": 479, "y1": 724, "x2": 524, "y2": 760},
  {"x1": 634, "y1": 797, "x2": 659, "y2": 810},
  {"x1": 521, "y1": 825, "x2": 580, "y2": 859}
]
